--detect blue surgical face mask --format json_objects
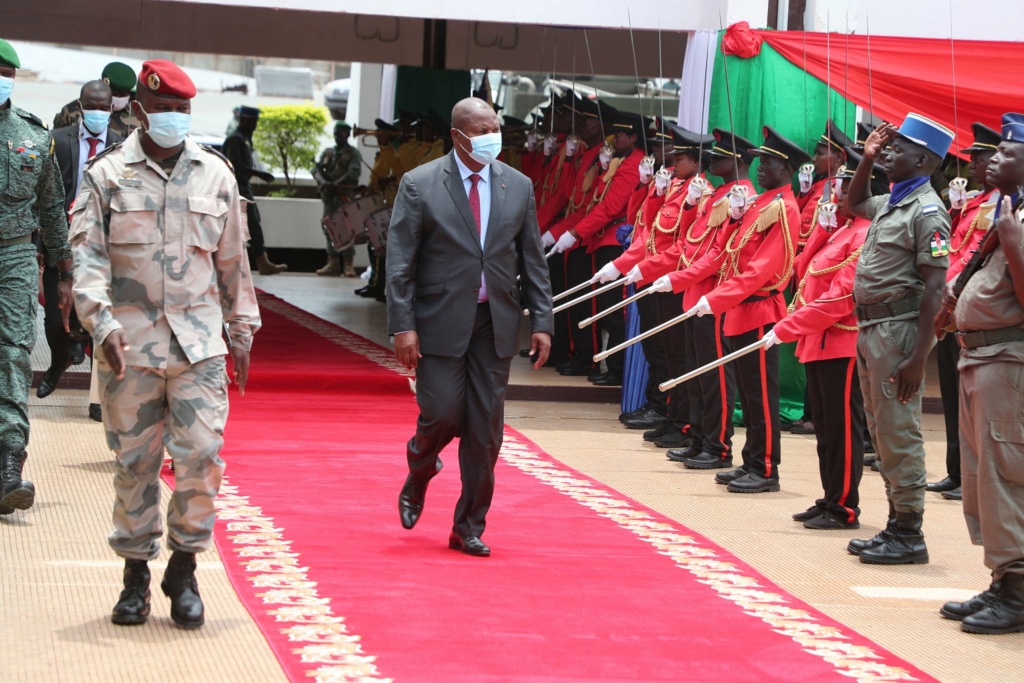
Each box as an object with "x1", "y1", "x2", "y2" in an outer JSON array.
[
  {"x1": 460, "y1": 130, "x2": 502, "y2": 166},
  {"x1": 138, "y1": 104, "x2": 191, "y2": 148},
  {"x1": 80, "y1": 105, "x2": 111, "y2": 136},
  {"x1": 0, "y1": 76, "x2": 14, "y2": 107}
]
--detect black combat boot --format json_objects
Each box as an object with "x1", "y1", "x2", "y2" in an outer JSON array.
[
  {"x1": 0, "y1": 445, "x2": 35, "y2": 515},
  {"x1": 961, "y1": 573, "x2": 1024, "y2": 635},
  {"x1": 858, "y1": 510, "x2": 928, "y2": 565},
  {"x1": 847, "y1": 501, "x2": 896, "y2": 556},
  {"x1": 111, "y1": 559, "x2": 152, "y2": 626},
  {"x1": 161, "y1": 550, "x2": 205, "y2": 629},
  {"x1": 941, "y1": 579, "x2": 1002, "y2": 621}
]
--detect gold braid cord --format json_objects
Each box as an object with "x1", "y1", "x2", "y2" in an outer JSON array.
[
  {"x1": 802, "y1": 191, "x2": 833, "y2": 242},
  {"x1": 688, "y1": 195, "x2": 729, "y2": 244},
  {"x1": 565, "y1": 162, "x2": 599, "y2": 218},
  {"x1": 789, "y1": 231, "x2": 863, "y2": 331},
  {"x1": 540, "y1": 144, "x2": 569, "y2": 205},
  {"x1": 950, "y1": 199, "x2": 996, "y2": 255},
  {"x1": 586, "y1": 157, "x2": 624, "y2": 214},
  {"x1": 645, "y1": 181, "x2": 688, "y2": 255},
  {"x1": 719, "y1": 199, "x2": 793, "y2": 292}
]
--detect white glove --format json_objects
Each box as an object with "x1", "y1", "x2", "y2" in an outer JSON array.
[
  {"x1": 686, "y1": 176, "x2": 708, "y2": 205},
  {"x1": 949, "y1": 177, "x2": 969, "y2": 210},
  {"x1": 599, "y1": 144, "x2": 613, "y2": 171},
  {"x1": 798, "y1": 163, "x2": 815, "y2": 194},
  {"x1": 543, "y1": 134, "x2": 558, "y2": 156},
  {"x1": 565, "y1": 135, "x2": 580, "y2": 157},
  {"x1": 833, "y1": 177, "x2": 845, "y2": 201},
  {"x1": 625, "y1": 265, "x2": 643, "y2": 284},
  {"x1": 729, "y1": 185, "x2": 755, "y2": 220},
  {"x1": 654, "y1": 167, "x2": 673, "y2": 195},
  {"x1": 552, "y1": 231, "x2": 578, "y2": 254},
  {"x1": 527, "y1": 130, "x2": 538, "y2": 153},
  {"x1": 762, "y1": 329, "x2": 779, "y2": 349},
  {"x1": 818, "y1": 202, "x2": 839, "y2": 231},
  {"x1": 650, "y1": 275, "x2": 674, "y2": 293},
  {"x1": 541, "y1": 231, "x2": 556, "y2": 248},
  {"x1": 594, "y1": 262, "x2": 621, "y2": 283},
  {"x1": 638, "y1": 155, "x2": 656, "y2": 184},
  {"x1": 686, "y1": 295, "x2": 712, "y2": 317}
]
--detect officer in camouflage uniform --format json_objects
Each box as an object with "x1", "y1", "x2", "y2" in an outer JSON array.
[
  {"x1": 315, "y1": 121, "x2": 362, "y2": 276},
  {"x1": 53, "y1": 61, "x2": 139, "y2": 139},
  {"x1": 0, "y1": 39, "x2": 74, "y2": 516},
  {"x1": 70, "y1": 60, "x2": 261, "y2": 629}
]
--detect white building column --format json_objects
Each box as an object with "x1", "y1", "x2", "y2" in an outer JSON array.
[{"x1": 348, "y1": 62, "x2": 384, "y2": 185}]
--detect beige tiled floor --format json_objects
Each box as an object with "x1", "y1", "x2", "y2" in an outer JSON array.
[{"x1": 5, "y1": 273, "x2": 1019, "y2": 683}]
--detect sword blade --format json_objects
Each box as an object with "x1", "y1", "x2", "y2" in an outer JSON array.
[
  {"x1": 578, "y1": 286, "x2": 652, "y2": 329},
  {"x1": 658, "y1": 337, "x2": 768, "y2": 392},
  {"x1": 594, "y1": 308, "x2": 694, "y2": 362},
  {"x1": 551, "y1": 274, "x2": 598, "y2": 302},
  {"x1": 552, "y1": 276, "x2": 627, "y2": 315}
]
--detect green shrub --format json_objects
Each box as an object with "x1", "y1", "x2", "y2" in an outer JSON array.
[{"x1": 252, "y1": 105, "x2": 329, "y2": 185}]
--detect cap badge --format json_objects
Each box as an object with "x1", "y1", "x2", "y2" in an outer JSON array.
[{"x1": 147, "y1": 72, "x2": 161, "y2": 91}]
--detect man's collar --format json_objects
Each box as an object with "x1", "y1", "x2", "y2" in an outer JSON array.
[
  {"x1": 453, "y1": 150, "x2": 489, "y2": 183},
  {"x1": 79, "y1": 122, "x2": 108, "y2": 143},
  {"x1": 122, "y1": 130, "x2": 205, "y2": 166}
]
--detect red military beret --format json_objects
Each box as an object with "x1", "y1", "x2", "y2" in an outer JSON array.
[{"x1": 137, "y1": 59, "x2": 197, "y2": 99}]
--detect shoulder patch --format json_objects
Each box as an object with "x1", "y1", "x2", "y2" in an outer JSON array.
[
  {"x1": 14, "y1": 108, "x2": 45, "y2": 129},
  {"x1": 200, "y1": 144, "x2": 234, "y2": 172},
  {"x1": 85, "y1": 141, "x2": 124, "y2": 169}
]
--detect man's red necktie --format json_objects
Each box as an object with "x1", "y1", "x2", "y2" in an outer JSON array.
[
  {"x1": 468, "y1": 173, "x2": 481, "y2": 233},
  {"x1": 87, "y1": 137, "x2": 100, "y2": 159}
]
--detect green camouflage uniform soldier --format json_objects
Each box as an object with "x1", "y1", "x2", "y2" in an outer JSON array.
[
  {"x1": 0, "y1": 39, "x2": 74, "y2": 516},
  {"x1": 315, "y1": 121, "x2": 362, "y2": 276},
  {"x1": 53, "y1": 61, "x2": 139, "y2": 139},
  {"x1": 70, "y1": 60, "x2": 261, "y2": 629},
  {"x1": 846, "y1": 114, "x2": 953, "y2": 566}
]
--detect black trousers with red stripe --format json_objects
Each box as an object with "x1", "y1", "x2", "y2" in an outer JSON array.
[
  {"x1": 653, "y1": 291, "x2": 692, "y2": 431},
  {"x1": 565, "y1": 248, "x2": 596, "y2": 368},
  {"x1": 935, "y1": 334, "x2": 962, "y2": 484},
  {"x1": 805, "y1": 357, "x2": 864, "y2": 521},
  {"x1": 636, "y1": 287, "x2": 670, "y2": 415},
  {"x1": 690, "y1": 313, "x2": 734, "y2": 459},
  {"x1": 730, "y1": 324, "x2": 781, "y2": 479},
  {"x1": 591, "y1": 245, "x2": 626, "y2": 377},
  {"x1": 547, "y1": 251, "x2": 572, "y2": 364}
]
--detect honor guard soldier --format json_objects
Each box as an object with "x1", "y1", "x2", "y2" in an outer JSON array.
[
  {"x1": 70, "y1": 59, "x2": 261, "y2": 628},
  {"x1": 654, "y1": 126, "x2": 805, "y2": 492},
  {"x1": 797, "y1": 120, "x2": 852, "y2": 252},
  {"x1": 928, "y1": 122, "x2": 1000, "y2": 501},
  {"x1": 54, "y1": 61, "x2": 140, "y2": 139},
  {"x1": 938, "y1": 113, "x2": 1024, "y2": 635},
  {"x1": 845, "y1": 114, "x2": 954, "y2": 565},
  {"x1": 642, "y1": 130, "x2": 755, "y2": 468},
  {"x1": 0, "y1": 38, "x2": 74, "y2": 516},
  {"x1": 771, "y1": 147, "x2": 886, "y2": 530},
  {"x1": 315, "y1": 121, "x2": 363, "y2": 277}
]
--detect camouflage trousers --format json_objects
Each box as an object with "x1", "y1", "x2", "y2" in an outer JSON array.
[
  {"x1": 98, "y1": 340, "x2": 228, "y2": 560},
  {"x1": 0, "y1": 244, "x2": 38, "y2": 448},
  {"x1": 321, "y1": 199, "x2": 355, "y2": 258}
]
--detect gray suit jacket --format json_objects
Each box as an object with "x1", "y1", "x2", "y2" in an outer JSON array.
[
  {"x1": 386, "y1": 151, "x2": 553, "y2": 359},
  {"x1": 52, "y1": 123, "x2": 125, "y2": 214}
]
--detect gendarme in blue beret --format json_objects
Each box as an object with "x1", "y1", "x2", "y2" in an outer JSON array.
[
  {"x1": 1001, "y1": 113, "x2": 1024, "y2": 143},
  {"x1": 895, "y1": 113, "x2": 954, "y2": 158},
  {"x1": 0, "y1": 38, "x2": 20, "y2": 69}
]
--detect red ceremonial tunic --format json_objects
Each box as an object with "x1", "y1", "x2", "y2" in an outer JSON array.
[
  {"x1": 546, "y1": 144, "x2": 604, "y2": 245},
  {"x1": 946, "y1": 188, "x2": 997, "y2": 283},
  {"x1": 569, "y1": 148, "x2": 644, "y2": 253}
]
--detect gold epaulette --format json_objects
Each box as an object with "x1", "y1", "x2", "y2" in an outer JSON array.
[{"x1": 706, "y1": 195, "x2": 730, "y2": 230}]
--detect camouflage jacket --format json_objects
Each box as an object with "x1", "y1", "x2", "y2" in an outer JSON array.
[
  {"x1": 0, "y1": 104, "x2": 71, "y2": 261},
  {"x1": 317, "y1": 143, "x2": 362, "y2": 186},
  {"x1": 70, "y1": 131, "x2": 261, "y2": 368},
  {"x1": 53, "y1": 100, "x2": 138, "y2": 140}
]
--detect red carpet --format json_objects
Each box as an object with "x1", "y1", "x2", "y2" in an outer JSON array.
[{"x1": 163, "y1": 293, "x2": 935, "y2": 683}]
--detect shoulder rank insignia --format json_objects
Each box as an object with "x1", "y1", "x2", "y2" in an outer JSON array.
[
  {"x1": 85, "y1": 141, "x2": 124, "y2": 169},
  {"x1": 922, "y1": 204, "x2": 940, "y2": 215},
  {"x1": 200, "y1": 144, "x2": 234, "y2": 172}
]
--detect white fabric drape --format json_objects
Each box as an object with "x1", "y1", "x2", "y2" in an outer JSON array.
[{"x1": 677, "y1": 30, "x2": 718, "y2": 134}]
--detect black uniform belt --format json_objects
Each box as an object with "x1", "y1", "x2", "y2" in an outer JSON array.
[
  {"x1": 956, "y1": 326, "x2": 1024, "y2": 350},
  {"x1": 855, "y1": 294, "x2": 922, "y2": 322},
  {"x1": 741, "y1": 290, "x2": 780, "y2": 305},
  {"x1": 0, "y1": 234, "x2": 32, "y2": 248}
]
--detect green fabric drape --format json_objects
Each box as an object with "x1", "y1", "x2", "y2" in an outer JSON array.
[
  {"x1": 706, "y1": 36, "x2": 856, "y2": 425},
  {"x1": 393, "y1": 67, "x2": 472, "y2": 122}
]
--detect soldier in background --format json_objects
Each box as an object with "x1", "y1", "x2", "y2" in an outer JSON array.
[
  {"x1": 315, "y1": 121, "x2": 362, "y2": 277},
  {"x1": 70, "y1": 60, "x2": 260, "y2": 629},
  {"x1": 0, "y1": 38, "x2": 74, "y2": 516},
  {"x1": 54, "y1": 61, "x2": 139, "y2": 139}
]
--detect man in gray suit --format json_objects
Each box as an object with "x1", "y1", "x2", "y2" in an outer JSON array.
[{"x1": 387, "y1": 97, "x2": 553, "y2": 557}]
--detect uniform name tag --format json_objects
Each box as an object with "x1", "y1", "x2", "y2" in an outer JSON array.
[
  {"x1": 118, "y1": 178, "x2": 143, "y2": 187},
  {"x1": 930, "y1": 231, "x2": 949, "y2": 257}
]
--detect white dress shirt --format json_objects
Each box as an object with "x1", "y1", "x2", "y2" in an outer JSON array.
[
  {"x1": 453, "y1": 152, "x2": 491, "y2": 303},
  {"x1": 76, "y1": 123, "x2": 109, "y2": 197}
]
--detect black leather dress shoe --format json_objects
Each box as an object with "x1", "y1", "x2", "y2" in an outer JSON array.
[
  {"x1": 941, "y1": 581, "x2": 1001, "y2": 621},
  {"x1": 681, "y1": 451, "x2": 733, "y2": 470},
  {"x1": 926, "y1": 476, "x2": 959, "y2": 493},
  {"x1": 354, "y1": 285, "x2": 370, "y2": 296},
  {"x1": 68, "y1": 337, "x2": 88, "y2": 365},
  {"x1": 863, "y1": 455, "x2": 877, "y2": 468},
  {"x1": 941, "y1": 487, "x2": 962, "y2": 500},
  {"x1": 559, "y1": 363, "x2": 597, "y2": 376},
  {"x1": 448, "y1": 532, "x2": 490, "y2": 557},
  {"x1": 623, "y1": 408, "x2": 668, "y2": 430},
  {"x1": 792, "y1": 505, "x2": 825, "y2": 522},
  {"x1": 399, "y1": 459, "x2": 443, "y2": 530},
  {"x1": 803, "y1": 511, "x2": 860, "y2": 530},
  {"x1": 715, "y1": 465, "x2": 748, "y2": 485},
  {"x1": 587, "y1": 369, "x2": 605, "y2": 382},
  {"x1": 727, "y1": 472, "x2": 780, "y2": 493},
  {"x1": 619, "y1": 406, "x2": 647, "y2": 423},
  {"x1": 666, "y1": 446, "x2": 701, "y2": 462},
  {"x1": 36, "y1": 356, "x2": 73, "y2": 399},
  {"x1": 591, "y1": 373, "x2": 623, "y2": 387},
  {"x1": 653, "y1": 429, "x2": 689, "y2": 448},
  {"x1": 88, "y1": 403, "x2": 102, "y2": 422}
]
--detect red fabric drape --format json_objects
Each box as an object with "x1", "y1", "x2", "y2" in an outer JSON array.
[{"x1": 757, "y1": 29, "x2": 1024, "y2": 155}]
